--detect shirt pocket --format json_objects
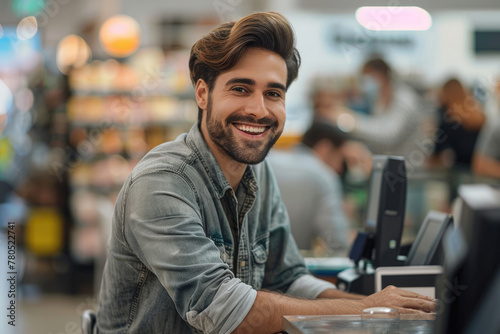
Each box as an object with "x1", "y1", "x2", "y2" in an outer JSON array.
[
  {"x1": 251, "y1": 236, "x2": 269, "y2": 289},
  {"x1": 209, "y1": 233, "x2": 233, "y2": 270}
]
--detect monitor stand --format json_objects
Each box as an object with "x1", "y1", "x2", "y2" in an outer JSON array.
[{"x1": 337, "y1": 267, "x2": 375, "y2": 295}]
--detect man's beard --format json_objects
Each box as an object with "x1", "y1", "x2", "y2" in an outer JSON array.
[{"x1": 205, "y1": 95, "x2": 283, "y2": 165}]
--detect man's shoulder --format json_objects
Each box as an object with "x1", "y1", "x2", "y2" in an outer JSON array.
[{"x1": 131, "y1": 133, "x2": 195, "y2": 180}]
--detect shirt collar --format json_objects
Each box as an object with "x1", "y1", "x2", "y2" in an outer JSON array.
[{"x1": 241, "y1": 165, "x2": 258, "y2": 194}]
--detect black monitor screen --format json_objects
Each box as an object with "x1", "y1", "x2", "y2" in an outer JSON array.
[
  {"x1": 406, "y1": 211, "x2": 453, "y2": 266},
  {"x1": 408, "y1": 219, "x2": 442, "y2": 264},
  {"x1": 365, "y1": 169, "x2": 382, "y2": 234}
]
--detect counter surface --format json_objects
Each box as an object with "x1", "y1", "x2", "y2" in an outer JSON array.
[{"x1": 283, "y1": 314, "x2": 436, "y2": 334}]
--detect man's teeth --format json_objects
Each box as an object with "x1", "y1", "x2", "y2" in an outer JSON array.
[{"x1": 235, "y1": 124, "x2": 266, "y2": 134}]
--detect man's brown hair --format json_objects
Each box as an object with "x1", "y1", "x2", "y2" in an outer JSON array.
[{"x1": 189, "y1": 12, "x2": 301, "y2": 122}]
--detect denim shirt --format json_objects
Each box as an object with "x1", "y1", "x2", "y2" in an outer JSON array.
[{"x1": 97, "y1": 122, "x2": 336, "y2": 334}]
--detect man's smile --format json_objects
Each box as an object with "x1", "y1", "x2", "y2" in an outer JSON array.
[{"x1": 232, "y1": 122, "x2": 270, "y2": 137}]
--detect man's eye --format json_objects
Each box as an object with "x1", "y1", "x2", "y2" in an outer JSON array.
[
  {"x1": 267, "y1": 91, "x2": 282, "y2": 98},
  {"x1": 232, "y1": 87, "x2": 247, "y2": 93}
]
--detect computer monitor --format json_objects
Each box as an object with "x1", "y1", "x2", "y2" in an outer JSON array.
[
  {"x1": 405, "y1": 211, "x2": 454, "y2": 266},
  {"x1": 363, "y1": 155, "x2": 406, "y2": 267},
  {"x1": 436, "y1": 184, "x2": 500, "y2": 334}
]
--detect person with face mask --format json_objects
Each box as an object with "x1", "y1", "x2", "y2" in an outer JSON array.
[{"x1": 330, "y1": 58, "x2": 427, "y2": 162}]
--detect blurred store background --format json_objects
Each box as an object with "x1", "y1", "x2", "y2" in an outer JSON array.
[{"x1": 0, "y1": 0, "x2": 500, "y2": 332}]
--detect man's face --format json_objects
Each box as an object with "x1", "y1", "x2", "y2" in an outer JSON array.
[{"x1": 200, "y1": 48, "x2": 287, "y2": 165}]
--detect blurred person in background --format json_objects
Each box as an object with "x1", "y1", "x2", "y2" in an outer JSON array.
[
  {"x1": 97, "y1": 12, "x2": 435, "y2": 334},
  {"x1": 472, "y1": 80, "x2": 500, "y2": 178},
  {"x1": 310, "y1": 75, "x2": 369, "y2": 121},
  {"x1": 428, "y1": 78, "x2": 485, "y2": 170},
  {"x1": 311, "y1": 77, "x2": 339, "y2": 120},
  {"x1": 309, "y1": 76, "x2": 373, "y2": 180},
  {"x1": 268, "y1": 121, "x2": 352, "y2": 257},
  {"x1": 327, "y1": 57, "x2": 426, "y2": 161},
  {"x1": 311, "y1": 76, "x2": 354, "y2": 120},
  {"x1": 314, "y1": 58, "x2": 430, "y2": 238}
]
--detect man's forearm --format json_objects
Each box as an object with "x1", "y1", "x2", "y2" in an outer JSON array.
[
  {"x1": 232, "y1": 290, "x2": 365, "y2": 334},
  {"x1": 317, "y1": 288, "x2": 365, "y2": 299}
]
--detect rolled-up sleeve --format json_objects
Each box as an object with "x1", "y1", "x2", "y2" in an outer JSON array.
[
  {"x1": 286, "y1": 274, "x2": 337, "y2": 299},
  {"x1": 187, "y1": 277, "x2": 257, "y2": 333},
  {"x1": 123, "y1": 171, "x2": 255, "y2": 333}
]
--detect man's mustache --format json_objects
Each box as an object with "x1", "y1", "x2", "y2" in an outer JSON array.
[{"x1": 225, "y1": 114, "x2": 278, "y2": 127}]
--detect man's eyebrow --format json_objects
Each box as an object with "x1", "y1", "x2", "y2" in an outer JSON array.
[
  {"x1": 225, "y1": 78, "x2": 286, "y2": 92},
  {"x1": 268, "y1": 82, "x2": 286, "y2": 92},
  {"x1": 225, "y1": 78, "x2": 255, "y2": 86}
]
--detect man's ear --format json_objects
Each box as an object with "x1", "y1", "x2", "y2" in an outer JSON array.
[{"x1": 195, "y1": 79, "x2": 209, "y2": 110}]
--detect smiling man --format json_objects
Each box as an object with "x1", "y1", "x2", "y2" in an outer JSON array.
[
  {"x1": 96, "y1": 12, "x2": 436, "y2": 334},
  {"x1": 197, "y1": 47, "x2": 287, "y2": 187}
]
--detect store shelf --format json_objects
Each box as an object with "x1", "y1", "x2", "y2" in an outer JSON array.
[{"x1": 66, "y1": 50, "x2": 197, "y2": 265}]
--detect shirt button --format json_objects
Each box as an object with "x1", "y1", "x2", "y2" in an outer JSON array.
[{"x1": 241, "y1": 261, "x2": 246, "y2": 267}]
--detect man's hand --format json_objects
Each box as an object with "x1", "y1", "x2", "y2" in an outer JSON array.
[{"x1": 361, "y1": 285, "x2": 436, "y2": 314}]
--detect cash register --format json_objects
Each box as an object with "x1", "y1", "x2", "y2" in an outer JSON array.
[{"x1": 336, "y1": 156, "x2": 452, "y2": 297}]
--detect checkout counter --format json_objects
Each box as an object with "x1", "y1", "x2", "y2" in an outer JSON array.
[{"x1": 292, "y1": 157, "x2": 500, "y2": 334}]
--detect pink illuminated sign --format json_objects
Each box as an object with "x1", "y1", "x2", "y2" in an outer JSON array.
[{"x1": 356, "y1": 6, "x2": 432, "y2": 31}]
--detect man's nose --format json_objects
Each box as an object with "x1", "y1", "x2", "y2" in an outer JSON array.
[{"x1": 245, "y1": 94, "x2": 269, "y2": 119}]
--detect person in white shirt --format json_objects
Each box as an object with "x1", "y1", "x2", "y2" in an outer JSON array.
[{"x1": 268, "y1": 121, "x2": 351, "y2": 256}]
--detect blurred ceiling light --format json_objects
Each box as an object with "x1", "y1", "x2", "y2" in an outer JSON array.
[
  {"x1": 0, "y1": 80, "x2": 14, "y2": 116},
  {"x1": 99, "y1": 15, "x2": 142, "y2": 58},
  {"x1": 17, "y1": 16, "x2": 38, "y2": 40},
  {"x1": 356, "y1": 6, "x2": 432, "y2": 31},
  {"x1": 56, "y1": 34, "x2": 92, "y2": 75}
]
